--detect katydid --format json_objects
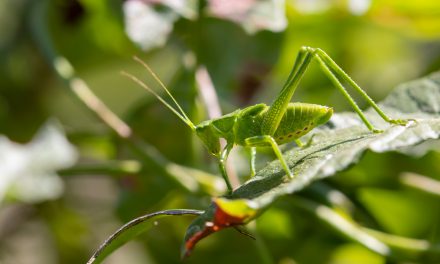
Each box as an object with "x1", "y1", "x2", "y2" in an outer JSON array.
[{"x1": 123, "y1": 46, "x2": 407, "y2": 193}]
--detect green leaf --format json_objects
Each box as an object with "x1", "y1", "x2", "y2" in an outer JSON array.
[
  {"x1": 182, "y1": 71, "x2": 440, "y2": 256},
  {"x1": 358, "y1": 188, "x2": 437, "y2": 236},
  {"x1": 87, "y1": 209, "x2": 203, "y2": 264},
  {"x1": 369, "y1": 0, "x2": 440, "y2": 39},
  {"x1": 328, "y1": 244, "x2": 385, "y2": 264},
  {"x1": 256, "y1": 208, "x2": 294, "y2": 239}
]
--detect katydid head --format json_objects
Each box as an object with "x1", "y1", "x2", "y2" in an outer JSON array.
[
  {"x1": 195, "y1": 122, "x2": 221, "y2": 157},
  {"x1": 122, "y1": 57, "x2": 196, "y2": 132}
]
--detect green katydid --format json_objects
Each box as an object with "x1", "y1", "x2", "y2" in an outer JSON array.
[{"x1": 123, "y1": 46, "x2": 408, "y2": 193}]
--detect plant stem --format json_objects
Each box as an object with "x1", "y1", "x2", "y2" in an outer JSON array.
[
  {"x1": 363, "y1": 228, "x2": 440, "y2": 255},
  {"x1": 400, "y1": 172, "x2": 440, "y2": 198},
  {"x1": 59, "y1": 160, "x2": 142, "y2": 177}
]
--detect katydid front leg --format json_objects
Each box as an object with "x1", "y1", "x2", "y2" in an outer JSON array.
[{"x1": 219, "y1": 143, "x2": 234, "y2": 192}]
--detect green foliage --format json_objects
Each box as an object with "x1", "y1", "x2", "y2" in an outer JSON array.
[
  {"x1": 1, "y1": 0, "x2": 440, "y2": 263},
  {"x1": 358, "y1": 188, "x2": 437, "y2": 236},
  {"x1": 86, "y1": 72, "x2": 440, "y2": 262},
  {"x1": 182, "y1": 72, "x2": 440, "y2": 257}
]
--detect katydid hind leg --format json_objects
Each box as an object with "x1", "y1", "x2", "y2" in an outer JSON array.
[
  {"x1": 288, "y1": 47, "x2": 379, "y2": 131},
  {"x1": 313, "y1": 48, "x2": 409, "y2": 129},
  {"x1": 303, "y1": 134, "x2": 316, "y2": 148},
  {"x1": 264, "y1": 46, "x2": 407, "y2": 134},
  {"x1": 312, "y1": 55, "x2": 379, "y2": 132},
  {"x1": 261, "y1": 48, "x2": 314, "y2": 136}
]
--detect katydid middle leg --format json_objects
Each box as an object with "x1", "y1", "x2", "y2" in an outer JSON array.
[
  {"x1": 249, "y1": 147, "x2": 257, "y2": 177},
  {"x1": 294, "y1": 139, "x2": 304, "y2": 147},
  {"x1": 244, "y1": 136, "x2": 293, "y2": 179}
]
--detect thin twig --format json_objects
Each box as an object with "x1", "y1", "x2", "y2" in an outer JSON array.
[
  {"x1": 29, "y1": 2, "x2": 131, "y2": 139},
  {"x1": 195, "y1": 66, "x2": 223, "y2": 119},
  {"x1": 59, "y1": 160, "x2": 142, "y2": 177},
  {"x1": 400, "y1": 172, "x2": 440, "y2": 198}
]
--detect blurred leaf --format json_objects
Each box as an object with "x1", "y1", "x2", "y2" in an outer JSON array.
[
  {"x1": 79, "y1": 0, "x2": 130, "y2": 54},
  {"x1": 358, "y1": 188, "x2": 437, "y2": 237},
  {"x1": 87, "y1": 209, "x2": 203, "y2": 264},
  {"x1": 291, "y1": 196, "x2": 440, "y2": 261},
  {"x1": 256, "y1": 207, "x2": 293, "y2": 239},
  {"x1": 369, "y1": 1, "x2": 440, "y2": 39},
  {"x1": 182, "y1": 71, "x2": 440, "y2": 256},
  {"x1": 0, "y1": 0, "x2": 26, "y2": 51},
  {"x1": 329, "y1": 243, "x2": 384, "y2": 264},
  {"x1": 0, "y1": 120, "x2": 78, "y2": 203}
]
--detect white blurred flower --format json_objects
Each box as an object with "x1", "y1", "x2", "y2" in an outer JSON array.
[
  {"x1": 349, "y1": 0, "x2": 371, "y2": 15},
  {"x1": 208, "y1": 0, "x2": 287, "y2": 34},
  {"x1": 0, "y1": 120, "x2": 78, "y2": 204},
  {"x1": 124, "y1": 0, "x2": 178, "y2": 51},
  {"x1": 123, "y1": 0, "x2": 197, "y2": 51},
  {"x1": 123, "y1": 0, "x2": 287, "y2": 50},
  {"x1": 293, "y1": 0, "x2": 371, "y2": 15}
]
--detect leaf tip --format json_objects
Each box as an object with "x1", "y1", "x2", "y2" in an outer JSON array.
[{"x1": 181, "y1": 198, "x2": 258, "y2": 257}]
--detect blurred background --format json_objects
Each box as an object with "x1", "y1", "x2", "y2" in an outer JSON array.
[{"x1": 1, "y1": 0, "x2": 440, "y2": 263}]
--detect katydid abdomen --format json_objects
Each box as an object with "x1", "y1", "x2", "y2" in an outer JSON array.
[
  {"x1": 234, "y1": 103, "x2": 332, "y2": 146},
  {"x1": 273, "y1": 103, "x2": 333, "y2": 144}
]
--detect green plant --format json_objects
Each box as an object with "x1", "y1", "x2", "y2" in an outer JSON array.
[
  {"x1": 5, "y1": 1, "x2": 437, "y2": 263},
  {"x1": 84, "y1": 71, "x2": 440, "y2": 262}
]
